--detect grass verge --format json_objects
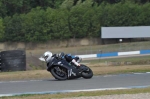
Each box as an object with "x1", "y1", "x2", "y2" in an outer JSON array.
[{"x1": 1, "y1": 87, "x2": 150, "y2": 99}]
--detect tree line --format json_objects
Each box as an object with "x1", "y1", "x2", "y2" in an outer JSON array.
[{"x1": 0, "y1": 0, "x2": 150, "y2": 42}]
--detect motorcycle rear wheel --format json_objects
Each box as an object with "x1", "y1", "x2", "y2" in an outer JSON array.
[{"x1": 50, "y1": 66, "x2": 68, "y2": 80}]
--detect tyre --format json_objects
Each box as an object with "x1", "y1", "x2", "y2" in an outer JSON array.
[
  {"x1": 81, "y1": 66, "x2": 93, "y2": 79},
  {"x1": 1, "y1": 57, "x2": 26, "y2": 71},
  {"x1": 1, "y1": 50, "x2": 25, "y2": 58},
  {"x1": 1, "y1": 50, "x2": 26, "y2": 72},
  {"x1": 50, "y1": 66, "x2": 68, "y2": 80}
]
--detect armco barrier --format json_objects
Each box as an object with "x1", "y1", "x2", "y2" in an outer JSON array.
[
  {"x1": 97, "y1": 52, "x2": 118, "y2": 58},
  {"x1": 118, "y1": 51, "x2": 140, "y2": 56},
  {"x1": 76, "y1": 54, "x2": 97, "y2": 59},
  {"x1": 77, "y1": 49, "x2": 150, "y2": 59},
  {"x1": 140, "y1": 50, "x2": 150, "y2": 54}
]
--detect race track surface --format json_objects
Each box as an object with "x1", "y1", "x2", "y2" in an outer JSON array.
[{"x1": 0, "y1": 73, "x2": 150, "y2": 96}]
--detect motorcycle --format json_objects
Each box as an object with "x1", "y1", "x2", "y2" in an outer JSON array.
[{"x1": 39, "y1": 55, "x2": 93, "y2": 80}]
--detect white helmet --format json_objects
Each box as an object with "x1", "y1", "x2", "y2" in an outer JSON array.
[{"x1": 43, "y1": 51, "x2": 52, "y2": 63}]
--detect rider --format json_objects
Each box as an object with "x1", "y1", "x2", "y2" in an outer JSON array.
[
  {"x1": 42, "y1": 51, "x2": 81, "y2": 67},
  {"x1": 59, "y1": 52, "x2": 81, "y2": 66}
]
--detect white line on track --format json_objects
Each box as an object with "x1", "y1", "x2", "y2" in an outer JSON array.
[{"x1": 0, "y1": 80, "x2": 43, "y2": 84}]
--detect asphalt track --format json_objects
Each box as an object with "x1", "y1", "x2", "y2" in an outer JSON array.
[{"x1": 1, "y1": 73, "x2": 150, "y2": 97}]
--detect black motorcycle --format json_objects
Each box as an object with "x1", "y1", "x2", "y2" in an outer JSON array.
[{"x1": 45, "y1": 56, "x2": 93, "y2": 80}]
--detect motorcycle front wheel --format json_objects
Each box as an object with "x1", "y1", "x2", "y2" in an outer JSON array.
[
  {"x1": 81, "y1": 66, "x2": 93, "y2": 79},
  {"x1": 50, "y1": 66, "x2": 68, "y2": 80}
]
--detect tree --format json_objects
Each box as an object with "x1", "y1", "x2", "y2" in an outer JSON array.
[
  {"x1": 22, "y1": 7, "x2": 49, "y2": 42},
  {"x1": 3, "y1": 14, "x2": 24, "y2": 41},
  {"x1": 46, "y1": 8, "x2": 70, "y2": 40},
  {"x1": 29, "y1": 0, "x2": 63, "y2": 9},
  {"x1": 0, "y1": 17, "x2": 4, "y2": 41}
]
